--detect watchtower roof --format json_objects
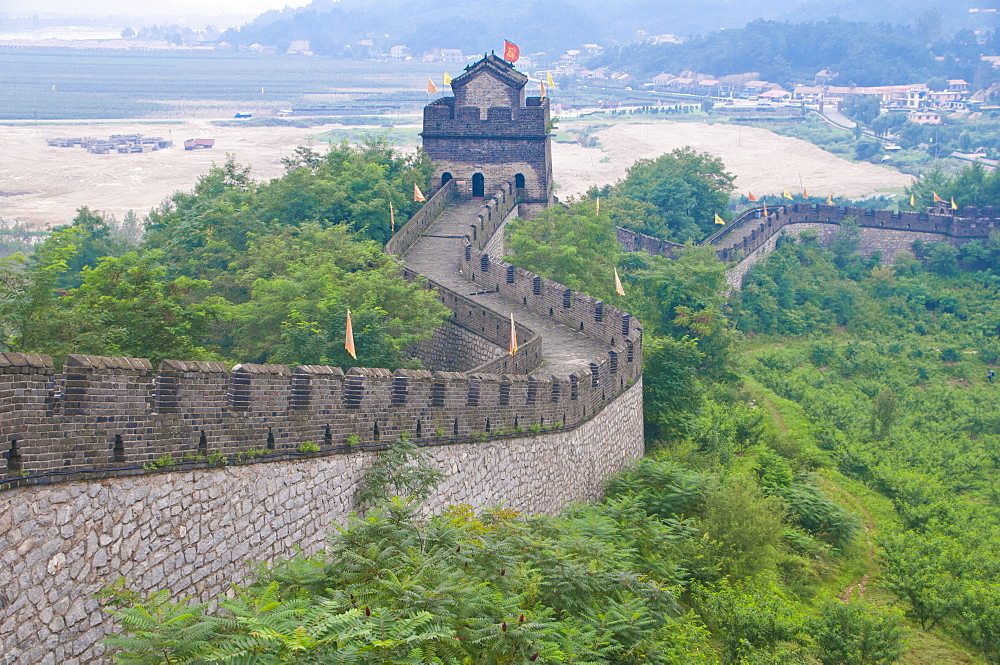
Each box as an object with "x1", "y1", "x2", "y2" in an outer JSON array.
[{"x1": 451, "y1": 54, "x2": 528, "y2": 92}]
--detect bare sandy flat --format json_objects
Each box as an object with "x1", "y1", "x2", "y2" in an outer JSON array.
[
  {"x1": 1, "y1": 117, "x2": 914, "y2": 231},
  {"x1": 551, "y1": 120, "x2": 914, "y2": 200},
  {"x1": 0, "y1": 120, "x2": 328, "y2": 229}
]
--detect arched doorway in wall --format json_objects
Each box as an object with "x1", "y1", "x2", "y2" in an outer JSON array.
[
  {"x1": 514, "y1": 173, "x2": 525, "y2": 197},
  {"x1": 441, "y1": 172, "x2": 452, "y2": 188},
  {"x1": 472, "y1": 173, "x2": 485, "y2": 199}
]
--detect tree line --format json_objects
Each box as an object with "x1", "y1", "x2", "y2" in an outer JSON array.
[{"x1": 0, "y1": 139, "x2": 448, "y2": 369}]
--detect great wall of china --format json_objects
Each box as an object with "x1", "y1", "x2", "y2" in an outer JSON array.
[
  {"x1": 3, "y1": 53, "x2": 1000, "y2": 663},
  {"x1": 0, "y1": 56, "x2": 644, "y2": 664}
]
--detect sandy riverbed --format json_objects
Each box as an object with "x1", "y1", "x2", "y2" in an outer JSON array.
[
  {"x1": 0, "y1": 117, "x2": 913, "y2": 230},
  {"x1": 552, "y1": 120, "x2": 913, "y2": 200}
]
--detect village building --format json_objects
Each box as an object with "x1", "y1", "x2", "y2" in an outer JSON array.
[{"x1": 908, "y1": 110, "x2": 943, "y2": 125}]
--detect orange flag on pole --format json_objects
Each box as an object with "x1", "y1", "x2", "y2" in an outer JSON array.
[
  {"x1": 345, "y1": 310, "x2": 357, "y2": 359},
  {"x1": 748, "y1": 191, "x2": 758, "y2": 202},
  {"x1": 426, "y1": 78, "x2": 438, "y2": 95},
  {"x1": 414, "y1": 184, "x2": 426, "y2": 202},
  {"x1": 509, "y1": 313, "x2": 518, "y2": 356},
  {"x1": 933, "y1": 191, "x2": 944, "y2": 203},
  {"x1": 503, "y1": 40, "x2": 520, "y2": 63},
  {"x1": 802, "y1": 187, "x2": 809, "y2": 199},
  {"x1": 614, "y1": 267, "x2": 626, "y2": 296},
  {"x1": 762, "y1": 200, "x2": 768, "y2": 217},
  {"x1": 540, "y1": 80, "x2": 546, "y2": 98}
]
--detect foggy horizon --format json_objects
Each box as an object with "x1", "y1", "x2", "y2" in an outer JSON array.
[{"x1": 0, "y1": 0, "x2": 312, "y2": 21}]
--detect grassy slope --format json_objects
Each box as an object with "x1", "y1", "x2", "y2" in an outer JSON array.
[{"x1": 741, "y1": 366, "x2": 984, "y2": 664}]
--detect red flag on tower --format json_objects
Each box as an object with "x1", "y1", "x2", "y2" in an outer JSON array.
[{"x1": 503, "y1": 40, "x2": 520, "y2": 63}]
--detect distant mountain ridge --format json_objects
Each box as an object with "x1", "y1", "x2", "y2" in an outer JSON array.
[{"x1": 219, "y1": 0, "x2": 991, "y2": 57}]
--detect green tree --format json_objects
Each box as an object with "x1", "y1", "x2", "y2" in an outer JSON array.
[
  {"x1": 504, "y1": 198, "x2": 623, "y2": 297},
  {"x1": 62, "y1": 250, "x2": 221, "y2": 363},
  {"x1": 608, "y1": 147, "x2": 735, "y2": 241},
  {"x1": 844, "y1": 96, "x2": 882, "y2": 127},
  {"x1": 809, "y1": 600, "x2": 907, "y2": 665},
  {"x1": 219, "y1": 224, "x2": 449, "y2": 368}
]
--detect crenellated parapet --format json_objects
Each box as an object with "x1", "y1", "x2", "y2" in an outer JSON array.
[
  {"x1": 422, "y1": 97, "x2": 549, "y2": 138},
  {"x1": 0, "y1": 55, "x2": 646, "y2": 665},
  {"x1": 1, "y1": 177, "x2": 641, "y2": 490},
  {"x1": 696, "y1": 202, "x2": 1000, "y2": 266}
]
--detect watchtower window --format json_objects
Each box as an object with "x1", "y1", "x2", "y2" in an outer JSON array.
[
  {"x1": 472, "y1": 173, "x2": 485, "y2": 199},
  {"x1": 514, "y1": 173, "x2": 525, "y2": 189},
  {"x1": 441, "y1": 172, "x2": 453, "y2": 187},
  {"x1": 6, "y1": 438, "x2": 22, "y2": 474}
]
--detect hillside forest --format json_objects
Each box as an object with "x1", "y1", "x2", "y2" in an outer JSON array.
[{"x1": 3, "y1": 142, "x2": 1000, "y2": 663}]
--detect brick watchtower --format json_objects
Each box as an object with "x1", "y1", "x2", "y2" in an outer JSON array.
[{"x1": 421, "y1": 54, "x2": 553, "y2": 217}]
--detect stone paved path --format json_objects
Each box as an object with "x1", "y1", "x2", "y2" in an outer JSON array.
[{"x1": 402, "y1": 200, "x2": 604, "y2": 377}]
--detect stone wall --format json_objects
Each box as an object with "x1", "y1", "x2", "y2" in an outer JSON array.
[
  {"x1": 422, "y1": 97, "x2": 551, "y2": 205},
  {"x1": 0, "y1": 380, "x2": 643, "y2": 665},
  {"x1": 725, "y1": 222, "x2": 963, "y2": 288},
  {"x1": 408, "y1": 320, "x2": 505, "y2": 372},
  {"x1": 0, "y1": 57, "x2": 645, "y2": 664},
  {"x1": 707, "y1": 202, "x2": 999, "y2": 266}
]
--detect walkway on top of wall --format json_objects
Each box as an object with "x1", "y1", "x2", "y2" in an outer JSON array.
[{"x1": 402, "y1": 199, "x2": 603, "y2": 376}]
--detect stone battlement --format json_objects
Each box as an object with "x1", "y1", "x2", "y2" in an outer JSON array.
[
  {"x1": 708, "y1": 202, "x2": 1000, "y2": 264},
  {"x1": 0, "y1": 180, "x2": 640, "y2": 490},
  {"x1": 422, "y1": 97, "x2": 549, "y2": 138}
]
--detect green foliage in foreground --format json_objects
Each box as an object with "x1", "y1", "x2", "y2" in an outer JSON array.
[
  {"x1": 738, "y1": 230, "x2": 1000, "y2": 663},
  {"x1": 103, "y1": 417, "x2": 898, "y2": 664}
]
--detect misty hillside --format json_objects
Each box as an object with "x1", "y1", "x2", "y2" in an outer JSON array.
[
  {"x1": 220, "y1": 0, "x2": 995, "y2": 57},
  {"x1": 598, "y1": 18, "x2": 1000, "y2": 87}
]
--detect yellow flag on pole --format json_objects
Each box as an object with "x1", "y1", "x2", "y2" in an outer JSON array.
[
  {"x1": 596, "y1": 196, "x2": 600, "y2": 215},
  {"x1": 345, "y1": 310, "x2": 357, "y2": 359},
  {"x1": 426, "y1": 78, "x2": 438, "y2": 94},
  {"x1": 389, "y1": 201, "x2": 395, "y2": 233},
  {"x1": 782, "y1": 189, "x2": 793, "y2": 200},
  {"x1": 827, "y1": 193, "x2": 833, "y2": 205},
  {"x1": 951, "y1": 196, "x2": 958, "y2": 210},
  {"x1": 509, "y1": 313, "x2": 518, "y2": 356},
  {"x1": 714, "y1": 212, "x2": 726, "y2": 225},
  {"x1": 443, "y1": 71, "x2": 452, "y2": 85},
  {"x1": 414, "y1": 184, "x2": 426, "y2": 202},
  {"x1": 614, "y1": 267, "x2": 626, "y2": 296},
  {"x1": 910, "y1": 193, "x2": 916, "y2": 208}
]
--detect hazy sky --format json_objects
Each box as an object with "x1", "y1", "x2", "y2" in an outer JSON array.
[{"x1": 3, "y1": 0, "x2": 313, "y2": 17}]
